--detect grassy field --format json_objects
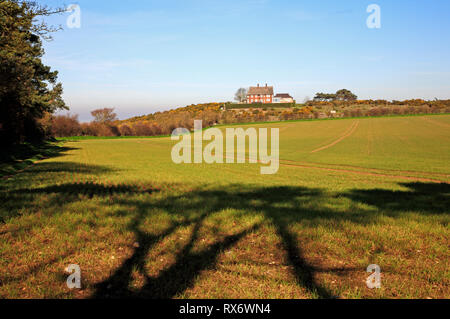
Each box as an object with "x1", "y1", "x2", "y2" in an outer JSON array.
[{"x1": 0, "y1": 114, "x2": 449, "y2": 299}]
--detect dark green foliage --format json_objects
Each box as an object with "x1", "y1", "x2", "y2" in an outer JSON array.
[
  {"x1": 226, "y1": 102, "x2": 295, "y2": 109},
  {"x1": 0, "y1": 0, "x2": 66, "y2": 146},
  {"x1": 335, "y1": 89, "x2": 357, "y2": 101},
  {"x1": 0, "y1": 141, "x2": 71, "y2": 177},
  {"x1": 314, "y1": 89, "x2": 358, "y2": 102},
  {"x1": 313, "y1": 93, "x2": 337, "y2": 102}
]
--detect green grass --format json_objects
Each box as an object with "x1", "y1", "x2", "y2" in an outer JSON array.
[
  {"x1": 0, "y1": 115, "x2": 449, "y2": 299},
  {"x1": 0, "y1": 142, "x2": 71, "y2": 177}
]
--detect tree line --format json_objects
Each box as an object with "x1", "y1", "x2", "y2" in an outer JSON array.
[{"x1": 48, "y1": 99, "x2": 450, "y2": 138}]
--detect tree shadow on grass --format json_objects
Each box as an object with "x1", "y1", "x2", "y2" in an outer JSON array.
[
  {"x1": 345, "y1": 182, "x2": 450, "y2": 215},
  {"x1": 0, "y1": 142, "x2": 78, "y2": 177},
  {"x1": 91, "y1": 186, "x2": 339, "y2": 299},
  {"x1": 93, "y1": 213, "x2": 261, "y2": 299},
  {"x1": 91, "y1": 182, "x2": 448, "y2": 299},
  {"x1": 0, "y1": 162, "x2": 121, "y2": 223},
  {"x1": 16, "y1": 161, "x2": 113, "y2": 175},
  {"x1": 1, "y1": 157, "x2": 448, "y2": 299}
]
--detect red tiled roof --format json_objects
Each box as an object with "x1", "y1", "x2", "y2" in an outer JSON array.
[
  {"x1": 274, "y1": 93, "x2": 293, "y2": 99},
  {"x1": 247, "y1": 85, "x2": 274, "y2": 95}
]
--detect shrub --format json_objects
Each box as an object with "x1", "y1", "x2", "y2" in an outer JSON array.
[
  {"x1": 133, "y1": 122, "x2": 155, "y2": 136},
  {"x1": 81, "y1": 122, "x2": 117, "y2": 136},
  {"x1": 119, "y1": 124, "x2": 133, "y2": 136},
  {"x1": 51, "y1": 114, "x2": 82, "y2": 137}
]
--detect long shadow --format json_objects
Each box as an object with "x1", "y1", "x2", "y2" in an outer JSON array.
[
  {"x1": 9, "y1": 181, "x2": 152, "y2": 197},
  {"x1": 92, "y1": 211, "x2": 208, "y2": 298},
  {"x1": 173, "y1": 186, "x2": 336, "y2": 298},
  {"x1": 137, "y1": 223, "x2": 261, "y2": 299},
  {"x1": 16, "y1": 161, "x2": 113, "y2": 175},
  {"x1": 0, "y1": 161, "x2": 122, "y2": 223},
  {"x1": 0, "y1": 142, "x2": 76, "y2": 163},
  {"x1": 92, "y1": 186, "x2": 337, "y2": 299},
  {"x1": 92, "y1": 187, "x2": 262, "y2": 298},
  {"x1": 0, "y1": 180, "x2": 155, "y2": 224},
  {"x1": 0, "y1": 142, "x2": 78, "y2": 177},
  {"x1": 258, "y1": 187, "x2": 333, "y2": 298},
  {"x1": 345, "y1": 182, "x2": 450, "y2": 215},
  {"x1": 3, "y1": 157, "x2": 447, "y2": 299},
  {"x1": 94, "y1": 215, "x2": 260, "y2": 298},
  {"x1": 91, "y1": 182, "x2": 449, "y2": 299}
]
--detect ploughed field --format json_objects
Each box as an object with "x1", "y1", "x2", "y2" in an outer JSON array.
[{"x1": 1, "y1": 115, "x2": 449, "y2": 298}]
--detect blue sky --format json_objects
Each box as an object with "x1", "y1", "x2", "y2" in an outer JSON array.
[{"x1": 40, "y1": 0, "x2": 450, "y2": 121}]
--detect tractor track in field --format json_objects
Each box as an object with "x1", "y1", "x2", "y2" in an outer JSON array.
[
  {"x1": 279, "y1": 160, "x2": 448, "y2": 184},
  {"x1": 422, "y1": 117, "x2": 450, "y2": 129},
  {"x1": 280, "y1": 159, "x2": 450, "y2": 178},
  {"x1": 219, "y1": 152, "x2": 449, "y2": 183},
  {"x1": 310, "y1": 121, "x2": 360, "y2": 153}
]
